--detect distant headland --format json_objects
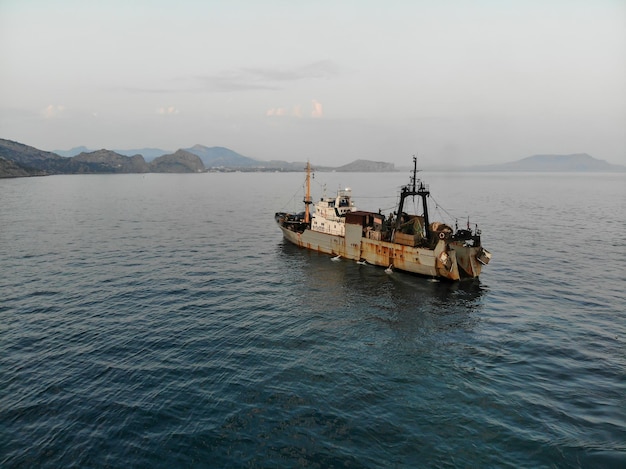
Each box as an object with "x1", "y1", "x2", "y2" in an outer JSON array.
[
  {"x1": 465, "y1": 153, "x2": 626, "y2": 172},
  {"x1": 0, "y1": 138, "x2": 624, "y2": 178}
]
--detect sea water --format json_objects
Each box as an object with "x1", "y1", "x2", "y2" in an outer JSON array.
[{"x1": 1, "y1": 171, "x2": 624, "y2": 468}]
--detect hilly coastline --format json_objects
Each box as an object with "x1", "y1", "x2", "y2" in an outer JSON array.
[
  {"x1": 0, "y1": 140, "x2": 210, "y2": 176},
  {"x1": 1, "y1": 139, "x2": 392, "y2": 177},
  {"x1": 2, "y1": 138, "x2": 625, "y2": 178}
]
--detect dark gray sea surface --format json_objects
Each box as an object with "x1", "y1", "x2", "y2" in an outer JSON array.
[{"x1": 1, "y1": 171, "x2": 624, "y2": 468}]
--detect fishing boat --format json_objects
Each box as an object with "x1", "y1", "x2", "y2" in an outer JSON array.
[{"x1": 275, "y1": 157, "x2": 491, "y2": 281}]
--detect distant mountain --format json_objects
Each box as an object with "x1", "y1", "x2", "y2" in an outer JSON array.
[
  {"x1": 1, "y1": 138, "x2": 69, "y2": 175},
  {"x1": 184, "y1": 145, "x2": 259, "y2": 168},
  {"x1": 114, "y1": 148, "x2": 169, "y2": 161},
  {"x1": 261, "y1": 160, "x2": 309, "y2": 171},
  {"x1": 54, "y1": 146, "x2": 92, "y2": 157},
  {"x1": 330, "y1": 159, "x2": 396, "y2": 172},
  {"x1": 0, "y1": 139, "x2": 199, "y2": 176},
  {"x1": 55, "y1": 146, "x2": 170, "y2": 161},
  {"x1": 149, "y1": 150, "x2": 205, "y2": 173},
  {"x1": 57, "y1": 144, "x2": 291, "y2": 169},
  {"x1": 470, "y1": 153, "x2": 626, "y2": 172},
  {"x1": 73, "y1": 150, "x2": 150, "y2": 173}
]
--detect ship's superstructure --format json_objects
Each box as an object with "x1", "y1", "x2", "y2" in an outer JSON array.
[
  {"x1": 310, "y1": 188, "x2": 356, "y2": 236},
  {"x1": 275, "y1": 157, "x2": 491, "y2": 281}
]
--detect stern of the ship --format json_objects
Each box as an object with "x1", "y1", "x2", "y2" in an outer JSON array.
[{"x1": 450, "y1": 243, "x2": 491, "y2": 279}]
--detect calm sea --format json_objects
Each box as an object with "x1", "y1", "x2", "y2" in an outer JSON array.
[{"x1": 1, "y1": 171, "x2": 624, "y2": 468}]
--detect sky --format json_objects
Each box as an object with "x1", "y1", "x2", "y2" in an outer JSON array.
[{"x1": 1, "y1": 0, "x2": 625, "y2": 167}]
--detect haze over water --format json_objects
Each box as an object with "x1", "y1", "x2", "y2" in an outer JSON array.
[{"x1": 1, "y1": 171, "x2": 625, "y2": 467}]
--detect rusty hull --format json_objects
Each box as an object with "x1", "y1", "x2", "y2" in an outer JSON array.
[{"x1": 278, "y1": 223, "x2": 484, "y2": 280}]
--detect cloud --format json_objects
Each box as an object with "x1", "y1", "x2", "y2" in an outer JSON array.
[
  {"x1": 311, "y1": 100, "x2": 323, "y2": 118},
  {"x1": 201, "y1": 72, "x2": 280, "y2": 93},
  {"x1": 198, "y1": 60, "x2": 339, "y2": 93},
  {"x1": 115, "y1": 61, "x2": 340, "y2": 94},
  {"x1": 266, "y1": 107, "x2": 289, "y2": 117},
  {"x1": 41, "y1": 104, "x2": 66, "y2": 119},
  {"x1": 157, "y1": 106, "x2": 180, "y2": 115},
  {"x1": 114, "y1": 86, "x2": 178, "y2": 94},
  {"x1": 266, "y1": 101, "x2": 324, "y2": 119},
  {"x1": 265, "y1": 106, "x2": 303, "y2": 118},
  {"x1": 243, "y1": 60, "x2": 339, "y2": 82}
]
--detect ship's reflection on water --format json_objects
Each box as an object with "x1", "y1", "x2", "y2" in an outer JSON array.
[{"x1": 278, "y1": 241, "x2": 486, "y2": 337}]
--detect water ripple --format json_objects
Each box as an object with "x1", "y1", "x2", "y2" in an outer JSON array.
[{"x1": 1, "y1": 173, "x2": 624, "y2": 468}]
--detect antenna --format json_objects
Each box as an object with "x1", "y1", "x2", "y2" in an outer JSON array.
[{"x1": 410, "y1": 154, "x2": 418, "y2": 193}]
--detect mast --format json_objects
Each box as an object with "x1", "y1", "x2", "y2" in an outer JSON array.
[
  {"x1": 418, "y1": 172, "x2": 430, "y2": 240},
  {"x1": 394, "y1": 156, "x2": 431, "y2": 240},
  {"x1": 304, "y1": 161, "x2": 312, "y2": 224}
]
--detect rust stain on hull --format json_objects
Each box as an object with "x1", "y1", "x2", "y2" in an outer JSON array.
[{"x1": 279, "y1": 225, "x2": 486, "y2": 281}]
